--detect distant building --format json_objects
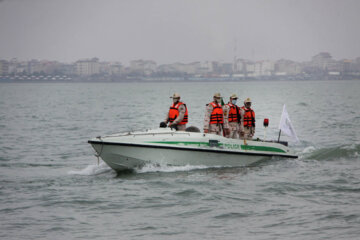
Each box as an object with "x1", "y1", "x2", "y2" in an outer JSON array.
[
  {"x1": 220, "y1": 63, "x2": 233, "y2": 74},
  {"x1": 98, "y1": 62, "x2": 111, "y2": 75},
  {"x1": 352, "y1": 57, "x2": 360, "y2": 72},
  {"x1": 170, "y1": 62, "x2": 187, "y2": 73},
  {"x1": 157, "y1": 62, "x2": 200, "y2": 75},
  {"x1": 184, "y1": 62, "x2": 201, "y2": 74},
  {"x1": 75, "y1": 58, "x2": 100, "y2": 76},
  {"x1": 110, "y1": 62, "x2": 123, "y2": 76},
  {"x1": 98, "y1": 62, "x2": 123, "y2": 76},
  {"x1": 275, "y1": 59, "x2": 301, "y2": 75},
  {"x1": 261, "y1": 60, "x2": 275, "y2": 76},
  {"x1": 27, "y1": 60, "x2": 41, "y2": 74},
  {"x1": 311, "y1": 52, "x2": 333, "y2": 70},
  {"x1": 157, "y1": 64, "x2": 177, "y2": 73},
  {"x1": 15, "y1": 62, "x2": 27, "y2": 74},
  {"x1": 0, "y1": 60, "x2": 9, "y2": 75},
  {"x1": 254, "y1": 62, "x2": 262, "y2": 76},
  {"x1": 341, "y1": 59, "x2": 352, "y2": 73},
  {"x1": 245, "y1": 61, "x2": 255, "y2": 76},
  {"x1": 198, "y1": 61, "x2": 213, "y2": 74},
  {"x1": 41, "y1": 61, "x2": 64, "y2": 75},
  {"x1": 7, "y1": 58, "x2": 18, "y2": 74},
  {"x1": 27, "y1": 60, "x2": 64, "y2": 75},
  {"x1": 234, "y1": 59, "x2": 246, "y2": 73},
  {"x1": 130, "y1": 60, "x2": 156, "y2": 75},
  {"x1": 57, "y1": 64, "x2": 75, "y2": 75},
  {"x1": 6, "y1": 59, "x2": 27, "y2": 75}
]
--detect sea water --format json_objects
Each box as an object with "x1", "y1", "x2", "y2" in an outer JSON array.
[{"x1": 0, "y1": 80, "x2": 359, "y2": 239}]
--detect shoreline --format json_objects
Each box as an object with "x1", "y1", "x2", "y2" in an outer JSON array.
[{"x1": 1, "y1": 78, "x2": 359, "y2": 83}]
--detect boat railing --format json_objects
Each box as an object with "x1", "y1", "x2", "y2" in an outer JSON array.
[{"x1": 101, "y1": 131, "x2": 195, "y2": 138}]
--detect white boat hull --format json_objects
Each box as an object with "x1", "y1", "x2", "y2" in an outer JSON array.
[
  {"x1": 91, "y1": 144, "x2": 271, "y2": 171},
  {"x1": 89, "y1": 128, "x2": 297, "y2": 172}
]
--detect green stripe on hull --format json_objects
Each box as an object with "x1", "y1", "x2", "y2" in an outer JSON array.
[
  {"x1": 240, "y1": 145, "x2": 285, "y2": 153},
  {"x1": 146, "y1": 141, "x2": 286, "y2": 153}
]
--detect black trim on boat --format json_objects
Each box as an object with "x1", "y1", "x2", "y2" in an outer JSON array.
[{"x1": 88, "y1": 140, "x2": 298, "y2": 159}]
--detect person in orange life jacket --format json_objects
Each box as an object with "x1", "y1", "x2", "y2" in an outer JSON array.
[
  {"x1": 240, "y1": 97, "x2": 255, "y2": 139},
  {"x1": 164, "y1": 93, "x2": 188, "y2": 131},
  {"x1": 203, "y1": 93, "x2": 230, "y2": 135},
  {"x1": 223, "y1": 93, "x2": 244, "y2": 139}
]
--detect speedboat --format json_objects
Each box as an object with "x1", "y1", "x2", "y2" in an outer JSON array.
[{"x1": 88, "y1": 128, "x2": 298, "y2": 172}]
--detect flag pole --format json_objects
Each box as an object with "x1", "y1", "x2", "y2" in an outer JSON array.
[
  {"x1": 263, "y1": 127, "x2": 267, "y2": 141},
  {"x1": 277, "y1": 129, "x2": 281, "y2": 142}
]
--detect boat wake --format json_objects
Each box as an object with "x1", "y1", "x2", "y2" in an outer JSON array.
[
  {"x1": 301, "y1": 143, "x2": 360, "y2": 161},
  {"x1": 68, "y1": 161, "x2": 218, "y2": 176},
  {"x1": 135, "y1": 163, "x2": 217, "y2": 174},
  {"x1": 68, "y1": 161, "x2": 112, "y2": 176}
]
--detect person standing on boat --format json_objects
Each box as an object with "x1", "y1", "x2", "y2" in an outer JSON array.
[
  {"x1": 223, "y1": 94, "x2": 244, "y2": 139},
  {"x1": 164, "y1": 93, "x2": 188, "y2": 131},
  {"x1": 203, "y1": 93, "x2": 229, "y2": 135},
  {"x1": 240, "y1": 98, "x2": 255, "y2": 139}
]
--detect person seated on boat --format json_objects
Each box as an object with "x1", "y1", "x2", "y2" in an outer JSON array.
[
  {"x1": 223, "y1": 93, "x2": 244, "y2": 139},
  {"x1": 203, "y1": 93, "x2": 229, "y2": 136},
  {"x1": 164, "y1": 93, "x2": 188, "y2": 131},
  {"x1": 240, "y1": 98, "x2": 255, "y2": 139}
]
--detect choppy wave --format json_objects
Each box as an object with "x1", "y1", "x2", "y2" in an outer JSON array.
[
  {"x1": 305, "y1": 144, "x2": 360, "y2": 161},
  {"x1": 67, "y1": 161, "x2": 112, "y2": 175}
]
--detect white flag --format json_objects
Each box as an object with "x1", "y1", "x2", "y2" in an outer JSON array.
[{"x1": 279, "y1": 104, "x2": 299, "y2": 142}]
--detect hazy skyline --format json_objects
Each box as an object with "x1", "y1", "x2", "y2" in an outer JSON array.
[{"x1": 1, "y1": 0, "x2": 360, "y2": 64}]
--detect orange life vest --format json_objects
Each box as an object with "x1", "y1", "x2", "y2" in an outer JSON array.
[
  {"x1": 209, "y1": 102, "x2": 223, "y2": 124},
  {"x1": 168, "y1": 102, "x2": 188, "y2": 125},
  {"x1": 241, "y1": 106, "x2": 255, "y2": 128},
  {"x1": 227, "y1": 103, "x2": 241, "y2": 123}
]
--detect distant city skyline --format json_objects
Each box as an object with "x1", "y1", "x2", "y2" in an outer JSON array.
[
  {"x1": 1, "y1": 50, "x2": 359, "y2": 65},
  {"x1": 1, "y1": 0, "x2": 360, "y2": 64},
  {"x1": 1, "y1": 51, "x2": 360, "y2": 81}
]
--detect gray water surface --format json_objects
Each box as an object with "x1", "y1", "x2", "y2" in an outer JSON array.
[{"x1": 0, "y1": 80, "x2": 359, "y2": 239}]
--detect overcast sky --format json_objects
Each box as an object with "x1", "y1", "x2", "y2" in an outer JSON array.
[{"x1": 1, "y1": 0, "x2": 359, "y2": 64}]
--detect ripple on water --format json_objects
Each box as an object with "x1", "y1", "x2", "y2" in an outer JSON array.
[
  {"x1": 214, "y1": 212, "x2": 251, "y2": 219},
  {"x1": 173, "y1": 188, "x2": 203, "y2": 197}
]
